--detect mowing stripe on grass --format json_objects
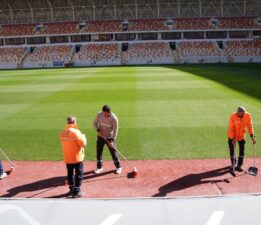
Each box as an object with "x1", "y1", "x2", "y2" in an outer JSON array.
[{"x1": 0, "y1": 65, "x2": 260, "y2": 161}]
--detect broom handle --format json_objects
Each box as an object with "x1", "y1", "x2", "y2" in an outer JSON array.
[
  {"x1": 253, "y1": 144, "x2": 256, "y2": 168},
  {"x1": 101, "y1": 136, "x2": 136, "y2": 169},
  {"x1": 232, "y1": 141, "x2": 236, "y2": 173},
  {"x1": 0, "y1": 148, "x2": 13, "y2": 165}
]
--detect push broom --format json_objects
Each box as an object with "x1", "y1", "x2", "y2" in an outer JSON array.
[
  {"x1": 230, "y1": 141, "x2": 236, "y2": 177},
  {"x1": 0, "y1": 148, "x2": 17, "y2": 174},
  {"x1": 248, "y1": 144, "x2": 258, "y2": 176},
  {"x1": 102, "y1": 137, "x2": 138, "y2": 178}
]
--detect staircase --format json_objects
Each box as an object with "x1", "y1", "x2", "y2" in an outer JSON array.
[
  {"x1": 224, "y1": 49, "x2": 234, "y2": 63},
  {"x1": 66, "y1": 46, "x2": 76, "y2": 66},
  {"x1": 173, "y1": 50, "x2": 180, "y2": 64},
  {"x1": 121, "y1": 51, "x2": 127, "y2": 65},
  {"x1": 226, "y1": 51, "x2": 234, "y2": 63},
  {"x1": 69, "y1": 47, "x2": 75, "y2": 62},
  {"x1": 17, "y1": 48, "x2": 30, "y2": 68},
  {"x1": 222, "y1": 42, "x2": 234, "y2": 63}
]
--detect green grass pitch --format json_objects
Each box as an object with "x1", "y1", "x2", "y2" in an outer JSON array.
[{"x1": 0, "y1": 64, "x2": 260, "y2": 161}]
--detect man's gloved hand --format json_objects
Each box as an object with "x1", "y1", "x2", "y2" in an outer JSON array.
[
  {"x1": 251, "y1": 134, "x2": 256, "y2": 144},
  {"x1": 107, "y1": 139, "x2": 115, "y2": 148}
]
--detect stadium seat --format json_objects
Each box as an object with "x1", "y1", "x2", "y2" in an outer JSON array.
[
  {"x1": 25, "y1": 45, "x2": 73, "y2": 62},
  {"x1": 0, "y1": 47, "x2": 26, "y2": 63}
]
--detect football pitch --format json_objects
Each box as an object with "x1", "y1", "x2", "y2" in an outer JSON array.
[{"x1": 0, "y1": 64, "x2": 260, "y2": 161}]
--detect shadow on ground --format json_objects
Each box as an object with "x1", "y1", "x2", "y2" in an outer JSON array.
[
  {"x1": 152, "y1": 166, "x2": 231, "y2": 197},
  {"x1": 1, "y1": 175, "x2": 67, "y2": 198},
  {"x1": 1, "y1": 170, "x2": 122, "y2": 198}
]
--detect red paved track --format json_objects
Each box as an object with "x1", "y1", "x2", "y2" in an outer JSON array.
[{"x1": 0, "y1": 159, "x2": 260, "y2": 198}]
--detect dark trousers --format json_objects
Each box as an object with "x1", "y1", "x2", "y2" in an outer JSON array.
[
  {"x1": 228, "y1": 138, "x2": 245, "y2": 167},
  {"x1": 96, "y1": 136, "x2": 121, "y2": 169},
  {"x1": 66, "y1": 162, "x2": 84, "y2": 194},
  {"x1": 0, "y1": 160, "x2": 3, "y2": 175}
]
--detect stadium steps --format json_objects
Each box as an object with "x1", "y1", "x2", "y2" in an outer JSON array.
[
  {"x1": 225, "y1": 49, "x2": 234, "y2": 63},
  {"x1": 222, "y1": 42, "x2": 234, "y2": 63},
  {"x1": 17, "y1": 48, "x2": 30, "y2": 68},
  {"x1": 67, "y1": 46, "x2": 76, "y2": 65},
  {"x1": 173, "y1": 50, "x2": 180, "y2": 64},
  {"x1": 121, "y1": 51, "x2": 127, "y2": 65}
]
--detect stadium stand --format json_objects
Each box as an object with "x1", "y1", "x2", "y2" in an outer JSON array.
[
  {"x1": 177, "y1": 41, "x2": 227, "y2": 63},
  {"x1": 0, "y1": 24, "x2": 36, "y2": 36},
  {"x1": 217, "y1": 17, "x2": 261, "y2": 29},
  {"x1": 174, "y1": 18, "x2": 214, "y2": 30},
  {"x1": 0, "y1": 0, "x2": 261, "y2": 68},
  {"x1": 126, "y1": 42, "x2": 174, "y2": 64},
  {"x1": 0, "y1": 47, "x2": 26, "y2": 68},
  {"x1": 73, "y1": 43, "x2": 121, "y2": 66},
  {"x1": 24, "y1": 45, "x2": 73, "y2": 68},
  {"x1": 83, "y1": 21, "x2": 122, "y2": 33},
  {"x1": 226, "y1": 39, "x2": 261, "y2": 62},
  {"x1": 41, "y1": 22, "x2": 79, "y2": 34},
  {"x1": 128, "y1": 19, "x2": 169, "y2": 31}
]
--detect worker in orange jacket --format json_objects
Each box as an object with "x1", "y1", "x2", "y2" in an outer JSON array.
[
  {"x1": 60, "y1": 116, "x2": 87, "y2": 197},
  {"x1": 228, "y1": 106, "x2": 256, "y2": 172}
]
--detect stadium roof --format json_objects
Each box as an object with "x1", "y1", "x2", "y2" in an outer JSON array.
[{"x1": 0, "y1": 0, "x2": 260, "y2": 24}]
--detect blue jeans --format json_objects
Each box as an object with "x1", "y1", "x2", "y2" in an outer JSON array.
[
  {"x1": 66, "y1": 162, "x2": 84, "y2": 194},
  {"x1": 0, "y1": 160, "x2": 3, "y2": 175}
]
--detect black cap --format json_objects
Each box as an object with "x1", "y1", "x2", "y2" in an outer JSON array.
[
  {"x1": 67, "y1": 116, "x2": 76, "y2": 124},
  {"x1": 102, "y1": 105, "x2": 111, "y2": 112}
]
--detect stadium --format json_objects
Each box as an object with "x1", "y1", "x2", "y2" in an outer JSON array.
[
  {"x1": 0, "y1": 0, "x2": 261, "y2": 225},
  {"x1": 0, "y1": 0, "x2": 261, "y2": 68}
]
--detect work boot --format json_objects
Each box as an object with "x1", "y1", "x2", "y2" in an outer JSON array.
[
  {"x1": 237, "y1": 157, "x2": 244, "y2": 172},
  {"x1": 67, "y1": 186, "x2": 75, "y2": 196},
  {"x1": 73, "y1": 190, "x2": 85, "y2": 198},
  {"x1": 0, "y1": 172, "x2": 7, "y2": 179},
  {"x1": 236, "y1": 165, "x2": 244, "y2": 172}
]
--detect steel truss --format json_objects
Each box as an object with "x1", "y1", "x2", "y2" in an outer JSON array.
[{"x1": 0, "y1": 0, "x2": 260, "y2": 24}]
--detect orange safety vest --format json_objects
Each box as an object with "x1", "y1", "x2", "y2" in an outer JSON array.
[
  {"x1": 227, "y1": 112, "x2": 254, "y2": 141},
  {"x1": 60, "y1": 124, "x2": 87, "y2": 164}
]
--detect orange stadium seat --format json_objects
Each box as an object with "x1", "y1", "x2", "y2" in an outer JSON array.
[
  {"x1": 226, "y1": 39, "x2": 261, "y2": 56},
  {"x1": 126, "y1": 42, "x2": 173, "y2": 62},
  {"x1": 177, "y1": 41, "x2": 224, "y2": 57},
  {"x1": 0, "y1": 47, "x2": 26, "y2": 63},
  {"x1": 83, "y1": 21, "x2": 122, "y2": 33},
  {"x1": 217, "y1": 17, "x2": 261, "y2": 29},
  {"x1": 74, "y1": 44, "x2": 120, "y2": 61},
  {"x1": 25, "y1": 45, "x2": 72, "y2": 62},
  {"x1": 174, "y1": 18, "x2": 214, "y2": 30},
  {"x1": 0, "y1": 24, "x2": 36, "y2": 36},
  {"x1": 41, "y1": 22, "x2": 79, "y2": 34},
  {"x1": 128, "y1": 19, "x2": 168, "y2": 31}
]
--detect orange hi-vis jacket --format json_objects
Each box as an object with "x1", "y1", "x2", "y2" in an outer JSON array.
[
  {"x1": 227, "y1": 112, "x2": 254, "y2": 141},
  {"x1": 60, "y1": 124, "x2": 87, "y2": 164}
]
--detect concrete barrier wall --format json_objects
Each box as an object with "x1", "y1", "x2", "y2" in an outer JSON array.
[{"x1": 1, "y1": 56, "x2": 261, "y2": 69}]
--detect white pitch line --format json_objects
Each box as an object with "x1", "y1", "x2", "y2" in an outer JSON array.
[
  {"x1": 100, "y1": 214, "x2": 122, "y2": 225},
  {"x1": 206, "y1": 211, "x2": 225, "y2": 225},
  {"x1": 0, "y1": 205, "x2": 42, "y2": 225}
]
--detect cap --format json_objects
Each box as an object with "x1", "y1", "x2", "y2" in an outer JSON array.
[
  {"x1": 237, "y1": 106, "x2": 246, "y2": 113},
  {"x1": 67, "y1": 116, "x2": 76, "y2": 124},
  {"x1": 102, "y1": 105, "x2": 111, "y2": 112}
]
